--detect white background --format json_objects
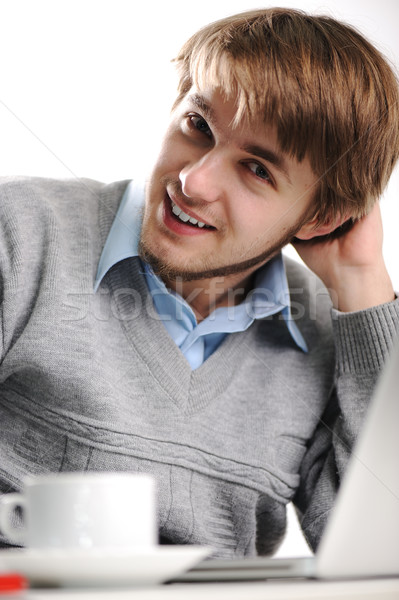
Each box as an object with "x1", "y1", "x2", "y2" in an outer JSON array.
[{"x1": 0, "y1": 0, "x2": 397, "y2": 556}]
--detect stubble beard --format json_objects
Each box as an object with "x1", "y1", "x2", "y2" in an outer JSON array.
[
  {"x1": 139, "y1": 176, "x2": 312, "y2": 283},
  {"x1": 139, "y1": 221, "x2": 305, "y2": 284}
]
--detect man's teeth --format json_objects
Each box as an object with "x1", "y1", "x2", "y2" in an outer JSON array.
[{"x1": 171, "y1": 202, "x2": 206, "y2": 228}]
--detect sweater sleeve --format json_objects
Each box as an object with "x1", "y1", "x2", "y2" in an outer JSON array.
[{"x1": 293, "y1": 297, "x2": 399, "y2": 551}]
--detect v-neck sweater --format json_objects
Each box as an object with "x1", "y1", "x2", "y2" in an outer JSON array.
[{"x1": 0, "y1": 176, "x2": 398, "y2": 557}]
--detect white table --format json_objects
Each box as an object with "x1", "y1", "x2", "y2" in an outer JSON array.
[{"x1": 23, "y1": 578, "x2": 399, "y2": 600}]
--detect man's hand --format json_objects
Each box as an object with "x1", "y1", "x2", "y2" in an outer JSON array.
[{"x1": 292, "y1": 202, "x2": 395, "y2": 312}]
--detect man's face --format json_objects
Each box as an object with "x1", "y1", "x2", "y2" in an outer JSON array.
[{"x1": 140, "y1": 87, "x2": 319, "y2": 283}]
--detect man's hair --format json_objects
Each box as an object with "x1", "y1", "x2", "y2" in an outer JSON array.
[{"x1": 173, "y1": 8, "x2": 399, "y2": 224}]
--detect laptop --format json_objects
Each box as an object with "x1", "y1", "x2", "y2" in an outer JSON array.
[{"x1": 175, "y1": 336, "x2": 399, "y2": 581}]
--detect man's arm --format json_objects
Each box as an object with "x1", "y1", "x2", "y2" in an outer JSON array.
[
  {"x1": 293, "y1": 297, "x2": 399, "y2": 549},
  {"x1": 292, "y1": 202, "x2": 398, "y2": 549}
]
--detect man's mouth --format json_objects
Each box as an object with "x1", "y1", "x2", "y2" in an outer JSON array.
[{"x1": 170, "y1": 201, "x2": 214, "y2": 229}]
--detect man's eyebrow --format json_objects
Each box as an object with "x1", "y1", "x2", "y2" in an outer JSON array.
[
  {"x1": 242, "y1": 144, "x2": 292, "y2": 185},
  {"x1": 188, "y1": 94, "x2": 216, "y2": 122},
  {"x1": 187, "y1": 94, "x2": 292, "y2": 185}
]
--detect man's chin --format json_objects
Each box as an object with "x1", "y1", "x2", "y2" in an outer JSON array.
[
  {"x1": 138, "y1": 243, "x2": 216, "y2": 282},
  {"x1": 138, "y1": 240, "x2": 283, "y2": 284}
]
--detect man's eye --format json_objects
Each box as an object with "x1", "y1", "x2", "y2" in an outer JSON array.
[
  {"x1": 247, "y1": 162, "x2": 272, "y2": 182},
  {"x1": 188, "y1": 115, "x2": 212, "y2": 138}
]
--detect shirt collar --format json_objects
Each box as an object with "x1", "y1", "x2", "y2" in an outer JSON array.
[
  {"x1": 94, "y1": 180, "x2": 307, "y2": 352},
  {"x1": 94, "y1": 179, "x2": 144, "y2": 290}
]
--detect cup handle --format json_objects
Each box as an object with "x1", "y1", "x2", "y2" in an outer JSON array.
[{"x1": 0, "y1": 493, "x2": 27, "y2": 545}]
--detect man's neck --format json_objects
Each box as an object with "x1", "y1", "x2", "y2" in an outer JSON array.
[{"x1": 164, "y1": 272, "x2": 255, "y2": 323}]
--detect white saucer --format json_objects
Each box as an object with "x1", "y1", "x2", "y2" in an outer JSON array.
[{"x1": 0, "y1": 546, "x2": 211, "y2": 587}]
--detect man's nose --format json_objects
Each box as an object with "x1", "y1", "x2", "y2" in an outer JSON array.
[{"x1": 179, "y1": 151, "x2": 225, "y2": 203}]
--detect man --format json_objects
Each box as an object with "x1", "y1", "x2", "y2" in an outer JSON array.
[{"x1": 0, "y1": 8, "x2": 398, "y2": 557}]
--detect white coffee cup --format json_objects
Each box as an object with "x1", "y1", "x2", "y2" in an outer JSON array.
[{"x1": 0, "y1": 472, "x2": 156, "y2": 550}]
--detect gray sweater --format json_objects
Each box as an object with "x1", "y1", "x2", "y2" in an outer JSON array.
[{"x1": 0, "y1": 176, "x2": 398, "y2": 557}]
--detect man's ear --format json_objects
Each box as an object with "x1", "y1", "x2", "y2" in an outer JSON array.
[{"x1": 295, "y1": 213, "x2": 351, "y2": 241}]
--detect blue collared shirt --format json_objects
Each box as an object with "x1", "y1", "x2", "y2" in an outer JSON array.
[{"x1": 95, "y1": 180, "x2": 307, "y2": 369}]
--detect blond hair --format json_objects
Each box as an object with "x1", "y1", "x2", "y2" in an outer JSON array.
[{"x1": 174, "y1": 8, "x2": 399, "y2": 223}]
